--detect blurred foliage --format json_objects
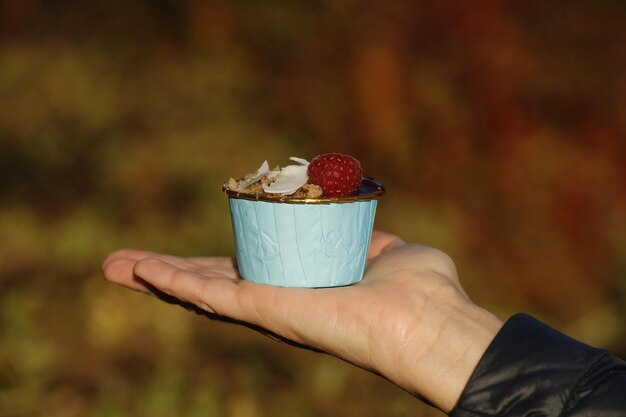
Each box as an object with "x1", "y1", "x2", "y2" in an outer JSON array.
[{"x1": 1, "y1": 0, "x2": 626, "y2": 416}]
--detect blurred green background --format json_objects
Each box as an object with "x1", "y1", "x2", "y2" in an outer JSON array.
[{"x1": 2, "y1": 1, "x2": 626, "y2": 416}]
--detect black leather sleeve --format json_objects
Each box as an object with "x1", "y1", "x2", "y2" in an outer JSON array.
[{"x1": 450, "y1": 313, "x2": 626, "y2": 417}]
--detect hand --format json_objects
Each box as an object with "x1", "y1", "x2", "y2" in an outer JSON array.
[{"x1": 102, "y1": 231, "x2": 502, "y2": 412}]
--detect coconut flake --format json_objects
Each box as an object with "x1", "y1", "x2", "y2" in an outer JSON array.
[
  {"x1": 289, "y1": 156, "x2": 309, "y2": 166},
  {"x1": 235, "y1": 160, "x2": 270, "y2": 191},
  {"x1": 263, "y1": 157, "x2": 310, "y2": 195}
]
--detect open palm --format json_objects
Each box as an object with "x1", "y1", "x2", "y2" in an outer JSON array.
[{"x1": 102, "y1": 231, "x2": 492, "y2": 411}]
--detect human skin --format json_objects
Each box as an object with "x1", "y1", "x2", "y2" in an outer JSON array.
[{"x1": 102, "y1": 231, "x2": 502, "y2": 413}]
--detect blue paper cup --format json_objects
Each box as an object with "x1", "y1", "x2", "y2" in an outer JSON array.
[{"x1": 223, "y1": 178, "x2": 384, "y2": 288}]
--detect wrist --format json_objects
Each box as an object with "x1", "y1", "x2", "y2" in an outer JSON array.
[
  {"x1": 384, "y1": 286, "x2": 502, "y2": 412},
  {"x1": 434, "y1": 299, "x2": 502, "y2": 412}
]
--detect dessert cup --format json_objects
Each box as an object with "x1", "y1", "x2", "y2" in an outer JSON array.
[{"x1": 223, "y1": 178, "x2": 384, "y2": 288}]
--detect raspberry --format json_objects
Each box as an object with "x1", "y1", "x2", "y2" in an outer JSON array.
[{"x1": 307, "y1": 153, "x2": 363, "y2": 197}]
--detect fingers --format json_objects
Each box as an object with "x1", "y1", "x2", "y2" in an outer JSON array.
[
  {"x1": 186, "y1": 256, "x2": 238, "y2": 269},
  {"x1": 368, "y1": 230, "x2": 406, "y2": 259},
  {"x1": 131, "y1": 256, "x2": 338, "y2": 342},
  {"x1": 103, "y1": 249, "x2": 236, "y2": 272},
  {"x1": 132, "y1": 258, "x2": 243, "y2": 318},
  {"x1": 103, "y1": 249, "x2": 240, "y2": 287},
  {"x1": 103, "y1": 250, "x2": 248, "y2": 321},
  {"x1": 102, "y1": 249, "x2": 156, "y2": 270},
  {"x1": 102, "y1": 257, "x2": 152, "y2": 293},
  {"x1": 102, "y1": 249, "x2": 346, "y2": 348}
]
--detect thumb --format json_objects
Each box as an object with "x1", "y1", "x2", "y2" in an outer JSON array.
[{"x1": 368, "y1": 231, "x2": 406, "y2": 259}]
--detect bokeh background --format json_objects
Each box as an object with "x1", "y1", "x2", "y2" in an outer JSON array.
[{"x1": 2, "y1": 1, "x2": 626, "y2": 416}]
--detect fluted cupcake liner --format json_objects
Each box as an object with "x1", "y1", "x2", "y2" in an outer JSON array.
[{"x1": 227, "y1": 197, "x2": 378, "y2": 287}]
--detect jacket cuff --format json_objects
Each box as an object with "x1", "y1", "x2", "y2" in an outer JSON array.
[{"x1": 450, "y1": 313, "x2": 608, "y2": 417}]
